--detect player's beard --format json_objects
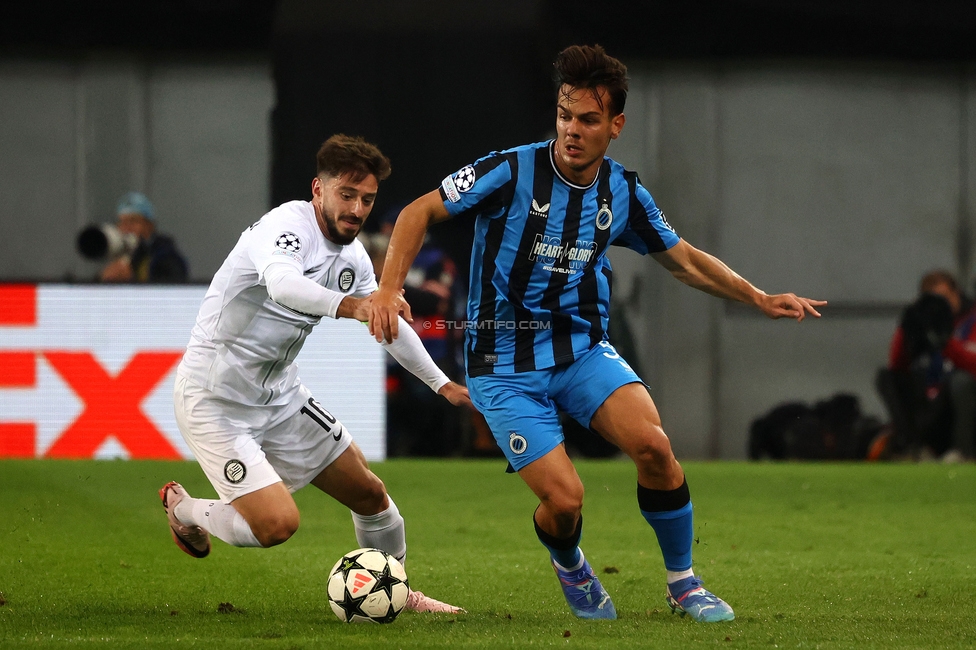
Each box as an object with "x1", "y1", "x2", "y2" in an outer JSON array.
[{"x1": 322, "y1": 209, "x2": 361, "y2": 245}]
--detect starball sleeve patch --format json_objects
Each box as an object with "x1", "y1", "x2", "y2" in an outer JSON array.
[
  {"x1": 453, "y1": 165, "x2": 476, "y2": 192},
  {"x1": 441, "y1": 165, "x2": 476, "y2": 203},
  {"x1": 271, "y1": 231, "x2": 304, "y2": 263},
  {"x1": 275, "y1": 232, "x2": 302, "y2": 252}
]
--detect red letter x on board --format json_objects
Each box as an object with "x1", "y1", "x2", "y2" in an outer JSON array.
[{"x1": 43, "y1": 351, "x2": 183, "y2": 459}]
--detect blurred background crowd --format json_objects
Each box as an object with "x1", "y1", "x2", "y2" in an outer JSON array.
[{"x1": 3, "y1": 0, "x2": 976, "y2": 461}]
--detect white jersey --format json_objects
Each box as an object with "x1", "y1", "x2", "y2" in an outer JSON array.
[{"x1": 178, "y1": 200, "x2": 376, "y2": 406}]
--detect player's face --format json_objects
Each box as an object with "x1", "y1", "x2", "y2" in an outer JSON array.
[
  {"x1": 929, "y1": 280, "x2": 962, "y2": 315},
  {"x1": 311, "y1": 172, "x2": 379, "y2": 245},
  {"x1": 553, "y1": 84, "x2": 626, "y2": 186},
  {"x1": 117, "y1": 213, "x2": 154, "y2": 241}
]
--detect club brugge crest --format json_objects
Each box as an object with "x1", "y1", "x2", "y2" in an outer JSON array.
[
  {"x1": 596, "y1": 203, "x2": 613, "y2": 231},
  {"x1": 338, "y1": 268, "x2": 355, "y2": 292},
  {"x1": 509, "y1": 431, "x2": 527, "y2": 455}
]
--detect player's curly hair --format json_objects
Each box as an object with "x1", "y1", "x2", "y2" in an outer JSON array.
[
  {"x1": 316, "y1": 134, "x2": 392, "y2": 183},
  {"x1": 553, "y1": 44, "x2": 629, "y2": 116}
]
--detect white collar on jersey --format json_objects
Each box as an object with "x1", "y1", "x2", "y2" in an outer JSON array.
[{"x1": 548, "y1": 140, "x2": 601, "y2": 191}]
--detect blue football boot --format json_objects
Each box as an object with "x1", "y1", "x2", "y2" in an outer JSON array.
[
  {"x1": 551, "y1": 556, "x2": 617, "y2": 620},
  {"x1": 666, "y1": 575, "x2": 735, "y2": 622}
]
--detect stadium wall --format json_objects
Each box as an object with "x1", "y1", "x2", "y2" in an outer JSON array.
[
  {"x1": 608, "y1": 60, "x2": 976, "y2": 458},
  {"x1": 2, "y1": 52, "x2": 975, "y2": 458},
  {"x1": 0, "y1": 56, "x2": 273, "y2": 283}
]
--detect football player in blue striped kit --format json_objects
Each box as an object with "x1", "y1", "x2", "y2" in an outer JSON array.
[{"x1": 370, "y1": 45, "x2": 825, "y2": 622}]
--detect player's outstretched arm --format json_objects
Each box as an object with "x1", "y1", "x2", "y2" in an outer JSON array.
[
  {"x1": 438, "y1": 381, "x2": 473, "y2": 409},
  {"x1": 370, "y1": 191, "x2": 451, "y2": 342},
  {"x1": 266, "y1": 261, "x2": 359, "y2": 319},
  {"x1": 380, "y1": 315, "x2": 468, "y2": 401},
  {"x1": 338, "y1": 290, "x2": 413, "y2": 323},
  {"x1": 651, "y1": 239, "x2": 826, "y2": 321}
]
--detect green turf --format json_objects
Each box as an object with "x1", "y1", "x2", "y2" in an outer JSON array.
[{"x1": 1, "y1": 459, "x2": 974, "y2": 648}]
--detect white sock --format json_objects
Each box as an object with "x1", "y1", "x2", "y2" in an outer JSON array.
[
  {"x1": 351, "y1": 497, "x2": 406, "y2": 563},
  {"x1": 175, "y1": 497, "x2": 263, "y2": 548},
  {"x1": 667, "y1": 568, "x2": 695, "y2": 584}
]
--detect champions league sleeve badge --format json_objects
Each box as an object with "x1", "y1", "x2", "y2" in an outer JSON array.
[
  {"x1": 441, "y1": 165, "x2": 476, "y2": 203},
  {"x1": 275, "y1": 232, "x2": 302, "y2": 252},
  {"x1": 273, "y1": 231, "x2": 304, "y2": 263},
  {"x1": 453, "y1": 165, "x2": 476, "y2": 192}
]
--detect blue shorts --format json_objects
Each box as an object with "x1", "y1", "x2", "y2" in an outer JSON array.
[{"x1": 467, "y1": 341, "x2": 643, "y2": 471}]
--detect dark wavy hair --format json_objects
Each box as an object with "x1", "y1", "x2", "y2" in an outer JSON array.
[
  {"x1": 553, "y1": 44, "x2": 629, "y2": 116},
  {"x1": 316, "y1": 134, "x2": 392, "y2": 183}
]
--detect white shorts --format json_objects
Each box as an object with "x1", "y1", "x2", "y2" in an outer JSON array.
[{"x1": 174, "y1": 375, "x2": 353, "y2": 503}]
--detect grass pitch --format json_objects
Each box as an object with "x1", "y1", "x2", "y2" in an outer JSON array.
[{"x1": 1, "y1": 458, "x2": 974, "y2": 648}]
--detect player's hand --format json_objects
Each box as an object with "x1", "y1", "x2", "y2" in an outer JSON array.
[
  {"x1": 368, "y1": 287, "x2": 413, "y2": 343},
  {"x1": 100, "y1": 257, "x2": 133, "y2": 282},
  {"x1": 758, "y1": 293, "x2": 827, "y2": 321},
  {"x1": 336, "y1": 294, "x2": 376, "y2": 321},
  {"x1": 349, "y1": 294, "x2": 373, "y2": 322},
  {"x1": 438, "y1": 381, "x2": 473, "y2": 409}
]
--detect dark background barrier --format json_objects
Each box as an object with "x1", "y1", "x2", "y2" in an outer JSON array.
[{"x1": 4, "y1": 1, "x2": 976, "y2": 458}]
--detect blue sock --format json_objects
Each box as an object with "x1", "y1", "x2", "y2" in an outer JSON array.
[
  {"x1": 534, "y1": 511, "x2": 583, "y2": 569},
  {"x1": 638, "y1": 479, "x2": 694, "y2": 572}
]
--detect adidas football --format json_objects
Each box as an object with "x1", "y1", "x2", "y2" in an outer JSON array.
[{"x1": 327, "y1": 547, "x2": 409, "y2": 623}]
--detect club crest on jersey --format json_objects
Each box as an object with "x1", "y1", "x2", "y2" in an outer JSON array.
[
  {"x1": 224, "y1": 459, "x2": 247, "y2": 484},
  {"x1": 338, "y1": 267, "x2": 355, "y2": 292},
  {"x1": 529, "y1": 199, "x2": 550, "y2": 219},
  {"x1": 596, "y1": 203, "x2": 613, "y2": 230},
  {"x1": 276, "y1": 232, "x2": 302, "y2": 252},
  {"x1": 509, "y1": 432, "x2": 527, "y2": 455}
]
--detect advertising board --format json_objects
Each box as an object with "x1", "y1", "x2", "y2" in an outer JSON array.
[{"x1": 0, "y1": 284, "x2": 386, "y2": 460}]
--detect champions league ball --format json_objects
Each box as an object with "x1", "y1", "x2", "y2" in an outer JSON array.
[{"x1": 327, "y1": 548, "x2": 409, "y2": 623}]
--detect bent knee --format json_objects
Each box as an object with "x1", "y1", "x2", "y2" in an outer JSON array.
[
  {"x1": 630, "y1": 428, "x2": 675, "y2": 467},
  {"x1": 254, "y1": 511, "x2": 300, "y2": 547},
  {"x1": 539, "y1": 484, "x2": 584, "y2": 520}
]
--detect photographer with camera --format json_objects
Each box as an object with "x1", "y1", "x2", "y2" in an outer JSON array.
[
  {"x1": 877, "y1": 270, "x2": 976, "y2": 461},
  {"x1": 79, "y1": 192, "x2": 189, "y2": 283}
]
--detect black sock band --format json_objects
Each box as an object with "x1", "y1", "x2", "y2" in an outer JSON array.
[
  {"x1": 637, "y1": 477, "x2": 690, "y2": 512},
  {"x1": 533, "y1": 509, "x2": 583, "y2": 550}
]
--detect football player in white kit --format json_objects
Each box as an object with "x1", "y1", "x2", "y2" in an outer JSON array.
[{"x1": 160, "y1": 134, "x2": 467, "y2": 613}]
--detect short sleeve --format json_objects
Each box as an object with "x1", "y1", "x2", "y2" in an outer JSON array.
[
  {"x1": 246, "y1": 206, "x2": 318, "y2": 282},
  {"x1": 438, "y1": 150, "x2": 514, "y2": 218},
  {"x1": 613, "y1": 175, "x2": 681, "y2": 255}
]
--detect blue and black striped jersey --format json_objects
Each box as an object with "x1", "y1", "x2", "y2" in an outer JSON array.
[{"x1": 439, "y1": 140, "x2": 680, "y2": 377}]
